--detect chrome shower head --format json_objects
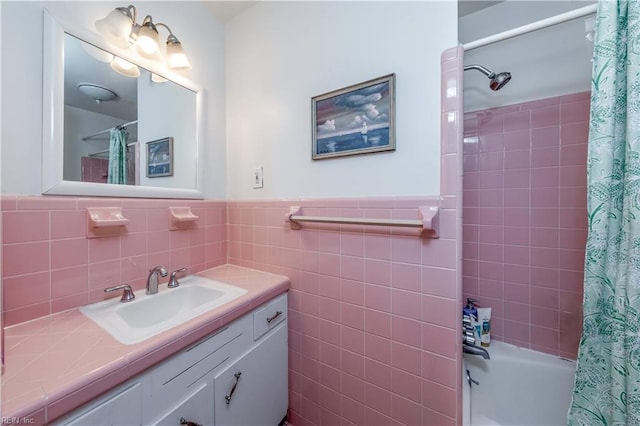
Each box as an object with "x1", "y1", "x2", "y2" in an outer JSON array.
[
  {"x1": 464, "y1": 64, "x2": 512, "y2": 91},
  {"x1": 489, "y1": 71, "x2": 512, "y2": 91}
]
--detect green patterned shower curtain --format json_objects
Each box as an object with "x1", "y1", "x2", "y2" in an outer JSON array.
[
  {"x1": 568, "y1": 1, "x2": 640, "y2": 425},
  {"x1": 107, "y1": 128, "x2": 128, "y2": 185}
]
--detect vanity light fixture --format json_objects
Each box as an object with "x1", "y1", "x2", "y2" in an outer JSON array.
[
  {"x1": 135, "y1": 15, "x2": 162, "y2": 60},
  {"x1": 110, "y1": 56, "x2": 141, "y2": 78},
  {"x1": 157, "y1": 23, "x2": 192, "y2": 70},
  {"x1": 95, "y1": 5, "x2": 136, "y2": 49},
  {"x1": 151, "y1": 73, "x2": 168, "y2": 83},
  {"x1": 95, "y1": 4, "x2": 191, "y2": 71}
]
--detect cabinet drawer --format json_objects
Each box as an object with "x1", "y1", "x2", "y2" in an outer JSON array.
[
  {"x1": 149, "y1": 314, "x2": 251, "y2": 386},
  {"x1": 150, "y1": 381, "x2": 213, "y2": 426},
  {"x1": 144, "y1": 314, "x2": 252, "y2": 420},
  {"x1": 60, "y1": 383, "x2": 142, "y2": 426},
  {"x1": 253, "y1": 293, "x2": 287, "y2": 340}
]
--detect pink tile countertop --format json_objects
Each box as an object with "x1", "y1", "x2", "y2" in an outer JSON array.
[{"x1": 1, "y1": 265, "x2": 290, "y2": 424}]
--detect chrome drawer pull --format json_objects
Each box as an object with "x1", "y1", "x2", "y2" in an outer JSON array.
[
  {"x1": 266, "y1": 311, "x2": 283, "y2": 324},
  {"x1": 224, "y1": 372, "x2": 242, "y2": 405}
]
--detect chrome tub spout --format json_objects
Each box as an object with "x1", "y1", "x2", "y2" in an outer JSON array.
[{"x1": 463, "y1": 342, "x2": 490, "y2": 360}]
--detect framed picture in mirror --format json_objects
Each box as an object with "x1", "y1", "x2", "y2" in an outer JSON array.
[{"x1": 146, "y1": 137, "x2": 174, "y2": 178}]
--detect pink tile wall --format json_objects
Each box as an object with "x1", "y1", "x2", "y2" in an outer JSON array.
[
  {"x1": 81, "y1": 157, "x2": 108, "y2": 184},
  {"x1": 463, "y1": 92, "x2": 589, "y2": 359},
  {"x1": 1, "y1": 196, "x2": 227, "y2": 326},
  {"x1": 227, "y1": 197, "x2": 459, "y2": 426}
]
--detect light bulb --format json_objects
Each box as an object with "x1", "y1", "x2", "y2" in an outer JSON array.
[{"x1": 136, "y1": 22, "x2": 161, "y2": 60}]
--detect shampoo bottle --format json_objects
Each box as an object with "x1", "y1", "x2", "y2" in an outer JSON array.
[{"x1": 478, "y1": 307, "x2": 491, "y2": 347}]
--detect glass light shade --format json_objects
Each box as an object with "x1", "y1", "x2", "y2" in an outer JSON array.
[
  {"x1": 136, "y1": 24, "x2": 161, "y2": 60},
  {"x1": 151, "y1": 73, "x2": 168, "y2": 83},
  {"x1": 110, "y1": 56, "x2": 141, "y2": 78},
  {"x1": 166, "y1": 42, "x2": 192, "y2": 70},
  {"x1": 95, "y1": 9, "x2": 133, "y2": 49}
]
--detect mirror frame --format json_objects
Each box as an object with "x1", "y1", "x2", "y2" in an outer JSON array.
[{"x1": 42, "y1": 9, "x2": 204, "y2": 199}]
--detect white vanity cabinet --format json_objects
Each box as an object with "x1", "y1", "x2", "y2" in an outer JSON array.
[
  {"x1": 214, "y1": 292, "x2": 288, "y2": 425},
  {"x1": 144, "y1": 314, "x2": 253, "y2": 425},
  {"x1": 56, "y1": 293, "x2": 288, "y2": 426},
  {"x1": 152, "y1": 381, "x2": 213, "y2": 426},
  {"x1": 214, "y1": 324, "x2": 287, "y2": 426},
  {"x1": 62, "y1": 383, "x2": 142, "y2": 426}
]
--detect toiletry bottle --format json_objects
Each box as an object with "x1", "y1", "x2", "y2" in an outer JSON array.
[
  {"x1": 478, "y1": 307, "x2": 492, "y2": 347},
  {"x1": 463, "y1": 298, "x2": 477, "y2": 322},
  {"x1": 463, "y1": 298, "x2": 480, "y2": 343}
]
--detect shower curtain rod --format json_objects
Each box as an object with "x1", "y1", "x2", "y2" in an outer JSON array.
[
  {"x1": 82, "y1": 120, "x2": 138, "y2": 141},
  {"x1": 462, "y1": 3, "x2": 598, "y2": 51},
  {"x1": 87, "y1": 142, "x2": 138, "y2": 158}
]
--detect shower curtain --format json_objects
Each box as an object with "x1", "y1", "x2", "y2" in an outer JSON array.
[
  {"x1": 568, "y1": 1, "x2": 640, "y2": 424},
  {"x1": 107, "y1": 128, "x2": 128, "y2": 184}
]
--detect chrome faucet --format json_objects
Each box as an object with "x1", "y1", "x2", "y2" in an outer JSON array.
[
  {"x1": 463, "y1": 342, "x2": 490, "y2": 360},
  {"x1": 146, "y1": 266, "x2": 168, "y2": 295},
  {"x1": 168, "y1": 267, "x2": 188, "y2": 288}
]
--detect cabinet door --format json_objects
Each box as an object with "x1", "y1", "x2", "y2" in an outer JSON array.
[
  {"x1": 151, "y1": 381, "x2": 213, "y2": 426},
  {"x1": 61, "y1": 383, "x2": 142, "y2": 426},
  {"x1": 214, "y1": 323, "x2": 288, "y2": 426}
]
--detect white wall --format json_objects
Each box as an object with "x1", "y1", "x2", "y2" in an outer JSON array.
[
  {"x1": 63, "y1": 105, "x2": 123, "y2": 181},
  {"x1": 225, "y1": 1, "x2": 458, "y2": 200},
  {"x1": 460, "y1": 1, "x2": 595, "y2": 112},
  {"x1": 138, "y1": 70, "x2": 197, "y2": 189},
  {"x1": 1, "y1": 1, "x2": 227, "y2": 199}
]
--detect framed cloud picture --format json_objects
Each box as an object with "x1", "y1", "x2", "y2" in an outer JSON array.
[
  {"x1": 312, "y1": 73, "x2": 395, "y2": 160},
  {"x1": 146, "y1": 137, "x2": 173, "y2": 178}
]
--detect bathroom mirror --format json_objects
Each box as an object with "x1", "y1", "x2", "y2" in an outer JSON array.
[{"x1": 42, "y1": 10, "x2": 204, "y2": 198}]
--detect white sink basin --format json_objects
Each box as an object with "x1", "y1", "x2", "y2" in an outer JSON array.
[{"x1": 80, "y1": 275, "x2": 248, "y2": 344}]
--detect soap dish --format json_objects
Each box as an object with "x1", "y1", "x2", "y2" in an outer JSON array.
[
  {"x1": 86, "y1": 207, "x2": 129, "y2": 238},
  {"x1": 169, "y1": 207, "x2": 199, "y2": 230}
]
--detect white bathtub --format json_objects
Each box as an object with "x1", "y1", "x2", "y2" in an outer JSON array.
[{"x1": 463, "y1": 341, "x2": 577, "y2": 426}]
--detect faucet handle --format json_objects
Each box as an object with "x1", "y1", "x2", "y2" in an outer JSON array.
[
  {"x1": 168, "y1": 267, "x2": 188, "y2": 288},
  {"x1": 104, "y1": 283, "x2": 135, "y2": 303}
]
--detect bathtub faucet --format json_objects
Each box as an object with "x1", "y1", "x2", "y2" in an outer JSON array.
[{"x1": 463, "y1": 342, "x2": 490, "y2": 360}]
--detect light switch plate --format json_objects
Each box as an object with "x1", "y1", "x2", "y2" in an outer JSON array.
[{"x1": 253, "y1": 166, "x2": 264, "y2": 189}]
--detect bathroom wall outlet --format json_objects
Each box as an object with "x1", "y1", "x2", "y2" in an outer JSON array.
[{"x1": 253, "y1": 166, "x2": 264, "y2": 189}]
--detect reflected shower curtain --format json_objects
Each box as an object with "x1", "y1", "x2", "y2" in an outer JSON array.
[
  {"x1": 568, "y1": 1, "x2": 640, "y2": 424},
  {"x1": 107, "y1": 128, "x2": 128, "y2": 184}
]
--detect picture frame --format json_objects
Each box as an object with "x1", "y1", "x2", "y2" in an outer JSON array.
[
  {"x1": 312, "y1": 73, "x2": 395, "y2": 160},
  {"x1": 146, "y1": 137, "x2": 173, "y2": 178}
]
